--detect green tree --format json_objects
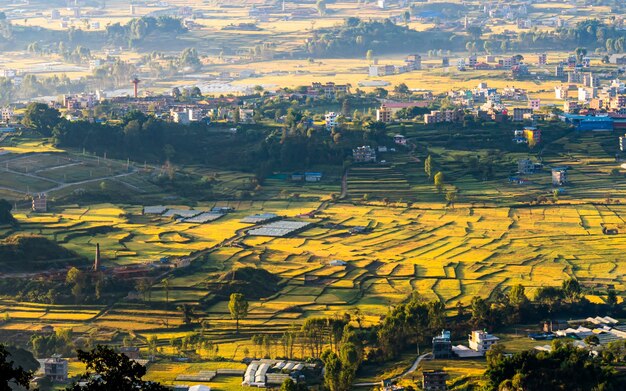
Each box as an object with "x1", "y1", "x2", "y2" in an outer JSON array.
[
  {"x1": 434, "y1": 171, "x2": 444, "y2": 192},
  {"x1": 366, "y1": 49, "x2": 374, "y2": 62},
  {"x1": 562, "y1": 278, "x2": 582, "y2": 302},
  {"x1": 0, "y1": 199, "x2": 15, "y2": 225},
  {"x1": 424, "y1": 155, "x2": 432, "y2": 179},
  {"x1": 66, "y1": 345, "x2": 167, "y2": 391},
  {"x1": 22, "y1": 103, "x2": 61, "y2": 136},
  {"x1": 445, "y1": 189, "x2": 457, "y2": 208},
  {"x1": 228, "y1": 293, "x2": 248, "y2": 334}
]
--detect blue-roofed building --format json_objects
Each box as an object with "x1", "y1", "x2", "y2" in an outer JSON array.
[
  {"x1": 560, "y1": 114, "x2": 614, "y2": 131},
  {"x1": 304, "y1": 172, "x2": 323, "y2": 182}
]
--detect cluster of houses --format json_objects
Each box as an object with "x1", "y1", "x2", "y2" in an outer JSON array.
[
  {"x1": 531, "y1": 316, "x2": 626, "y2": 353},
  {"x1": 368, "y1": 55, "x2": 422, "y2": 77}
]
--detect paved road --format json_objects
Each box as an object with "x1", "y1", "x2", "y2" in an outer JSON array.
[{"x1": 353, "y1": 352, "x2": 433, "y2": 387}]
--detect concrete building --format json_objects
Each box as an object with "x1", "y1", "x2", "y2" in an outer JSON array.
[
  {"x1": 555, "y1": 85, "x2": 568, "y2": 100},
  {"x1": 424, "y1": 109, "x2": 464, "y2": 124},
  {"x1": 468, "y1": 331, "x2": 499, "y2": 354},
  {"x1": 538, "y1": 53, "x2": 547, "y2": 65},
  {"x1": 42, "y1": 356, "x2": 68, "y2": 382},
  {"x1": 513, "y1": 108, "x2": 533, "y2": 122},
  {"x1": 376, "y1": 105, "x2": 392, "y2": 123},
  {"x1": 564, "y1": 100, "x2": 580, "y2": 113},
  {"x1": 518, "y1": 159, "x2": 535, "y2": 175},
  {"x1": 171, "y1": 110, "x2": 190, "y2": 124},
  {"x1": 1, "y1": 106, "x2": 14, "y2": 123},
  {"x1": 368, "y1": 65, "x2": 395, "y2": 77},
  {"x1": 325, "y1": 112, "x2": 338, "y2": 130},
  {"x1": 432, "y1": 330, "x2": 453, "y2": 359},
  {"x1": 405, "y1": 54, "x2": 422, "y2": 71},
  {"x1": 555, "y1": 64, "x2": 565, "y2": 79},
  {"x1": 32, "y1": 194, "x2": 47, "y2": 212},
  {"x1": 523, "y1": 126, "x2": 541, "y2": 144},
  {"x1": 423, "y1": 370, "x2": 448, "y2": 391},
  {"x1": 529, "y1": 99, "x2": 541, "y2": 110},
  {"x1": 552, "y1": 167, "x2": 568, "y2": 186}
]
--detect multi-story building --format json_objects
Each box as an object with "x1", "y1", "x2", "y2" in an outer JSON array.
[
  {"x1": 538, "y1": 53, "x2": 547, "y2": 65},
  {"x1": 583, "y1": 73, "x2": 599, "y2": 88},
  {"x1": 423, "y1": 370, "x2": 449, "y2": 391},
  {"x1": 325, "y1": 112, "x2": 338, "y2": 130},
  {"x1": 552, "y1": 168, "x2": 568, "y2": 186},
  {"x1": 368, "y1": 64, "x2": 395, "y2": 77},
  {"x1": 405, "y1": 54, "x2": 422, "y2": 71},
  {"x1": 589, "y1": 98, "x2": 604, "y2": 110},
  {"x1": 555, "y1": 63, "x2": 565, "y2": 79},
  {"x1": 518, "y1": 159, "x2": 541, "y2": 174},
  {"x1": 43, "y1": 356, "x2": 68, "y2": 382},
  {"x1": 610, "y1": 95, "x2": 626, "y2": 110},
  {"x1": 171, "y1": 110, "x2": 190, "y2": 125},
  {"x1": 424, "y1": 109, "x2": 464, "y2": 124},
  {"x1": 468, "y1": 330, "x2": 499, "y2": 354},
  {"x1": 432, "y1": 330, "x2": 453, "y2": 359},
  {"x1": 523, "y1": 126, "x2": 541, "y2": 144},
  {"x1": 529, "y1": 99, "x2": 541, "y2": 110},
  {"x1": 32, "y1": 194, "x2": 47, "y2": 212},
  {"x1": 555, "y1": 85, "x2": 568, "y2": 100},
  {"x1": 513, "y1": 108, "x2": 533, "y2": 122},
  {"x1": 376, "y1": 105, "x2": 392, "y2": 123},
  {"x1": 578, "y1": 87, "x2": 597, "y2": 103},
  {"x1": 568, "y1": 71, "x2": 584, "y2": 84},
  {"x1": 564, "y1": 100, "x2": 580, "y2": 113},
  {"x1": 1, "y1": 107, "x2": 13, "y2": 123}
]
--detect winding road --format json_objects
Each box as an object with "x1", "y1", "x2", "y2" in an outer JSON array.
[{"x1": 353, "y1": 352, "x2": 433, "y2": 387}]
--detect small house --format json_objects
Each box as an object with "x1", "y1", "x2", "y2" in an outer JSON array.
[
  {"x1": 291, "y1": 173, "x2": 304, "y2": 181},
  {"x1": 120, "y1": 346, "x2": 141, "y2": 360},
  {"x1": 304, "y1": 172, "x2": 323, "y2": 182},
  {"x1": 394, "y1": 134, "x2": 407, "y2": 145}
]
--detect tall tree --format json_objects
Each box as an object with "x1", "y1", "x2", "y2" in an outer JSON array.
[
  {"x1": 228, "y1": 293, "x2": 248, "y2": 334},
  {"x1": 21, "y1": 103, "x2": 61, "y2": 136},
  {"x1": 434, "y1": 171, "x2": 444, "y2": 192},
  {"x1": 424, "y1": 155, "x2": 432, "y2": 179}
]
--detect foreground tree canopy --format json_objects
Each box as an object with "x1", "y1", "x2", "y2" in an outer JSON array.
[
  {"x1": 484, "y1": 340, "x2": 616, "y2": 391},
  {"x1": 67, "y1": 345, "x2": 167, "y2": 391}
]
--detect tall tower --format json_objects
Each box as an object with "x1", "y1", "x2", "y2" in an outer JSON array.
[
  {"x1": 282, "y1": 0, "x2": 285, "y2": 12},
  {"x1": 131, "y1": 77, "x2": 141, "y2": 98},
  {"x1": 94, "y1": 243, "x2": 101, "y2": 271}
]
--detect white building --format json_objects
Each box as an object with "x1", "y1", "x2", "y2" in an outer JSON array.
[
  {"x1": 555, "y1": 86, "x2": 568, "y2": 100},
  {"x1": 578, "y1": 87, "x2": 596, "y2": 103},
  {"x1": 171, "y1": 110, "x2": 190, "y2": 125},
  {"x1": 325, "y1": 112, "x2": 338, "y2": 130},
  {"x1": 468, "y1": 331, "x2": 499, "y2": 354}
]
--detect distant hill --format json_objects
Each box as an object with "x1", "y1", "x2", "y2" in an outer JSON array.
[{"x1": 0, "y1": 235, "x2": 85, "y2": 273}]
